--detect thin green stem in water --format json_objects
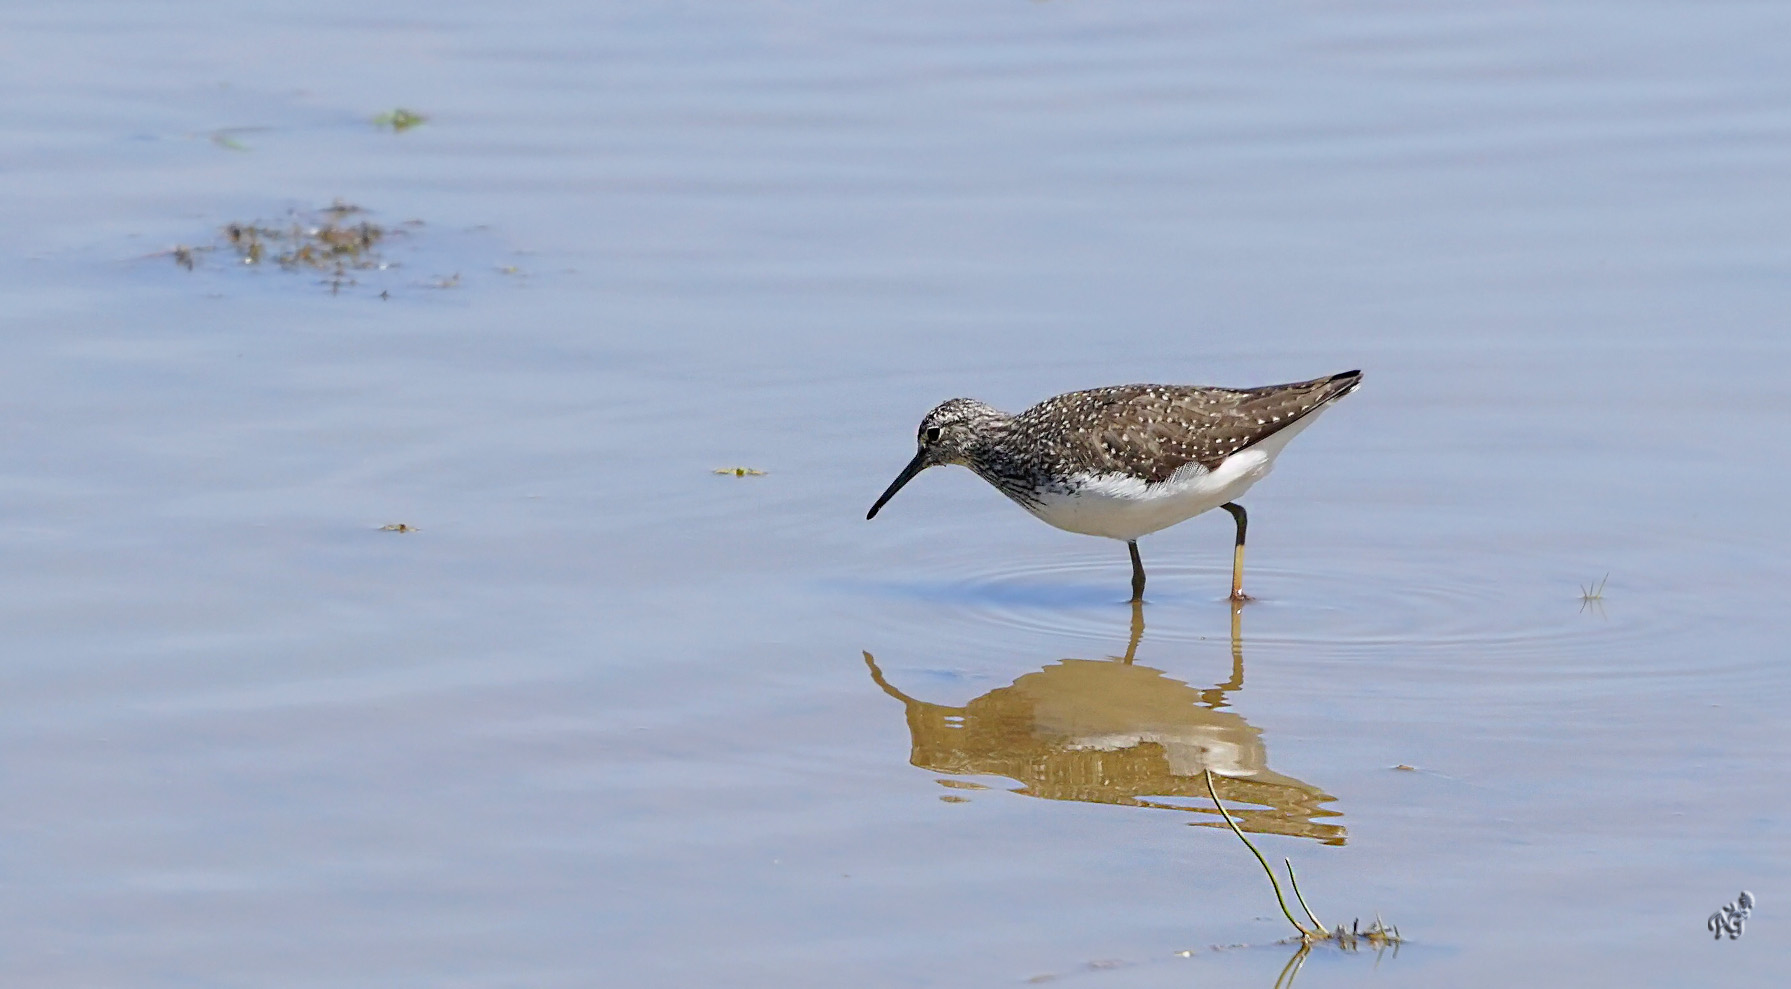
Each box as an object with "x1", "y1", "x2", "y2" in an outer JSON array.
[
  {"x1": 1285, "y1": 858, "x2": 1327, "y2": 934},
  {"x1": 1204, "y1": 768, "x2": 1311, "y2": 937}
]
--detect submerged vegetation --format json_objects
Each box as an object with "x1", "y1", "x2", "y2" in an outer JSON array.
[
  {"x1": 221, "y1": 201, "x2": 387, "y2": 275},
  {"x1": 160, "y1": 201, "x2": 418, "y2": 294},
  {"x1": 158, "y1": 200, "x2": 505, "y2": 297}
]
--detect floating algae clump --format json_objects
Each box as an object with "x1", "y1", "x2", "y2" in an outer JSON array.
[
  {"x1": 372, "y1": 108, "x2": 428, "y2": 132},
  {"x1": 222, "y1": 201, "x2": 389, "y2": 275}
]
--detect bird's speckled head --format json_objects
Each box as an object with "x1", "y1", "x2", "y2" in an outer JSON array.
[
  {"x1": 913, "y1": 398, "x2": 1004, "y2": 467},
  {"x1": 867, "y1": 398, "x2": 1006, "y2": 520}
]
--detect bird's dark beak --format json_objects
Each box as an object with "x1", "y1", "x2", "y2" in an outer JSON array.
[{"x1": 867, "y1": 449, "x2": 928, "y2": 520}]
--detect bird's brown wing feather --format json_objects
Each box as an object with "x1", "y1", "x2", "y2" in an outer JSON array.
[{"x1": 1026, "y1": 372, "x2": 1360, "y2": 483}]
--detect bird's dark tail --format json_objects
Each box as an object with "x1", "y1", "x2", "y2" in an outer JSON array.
[{"x1": 1324, "y1": 369, "x2": 1364, "y2": 401}]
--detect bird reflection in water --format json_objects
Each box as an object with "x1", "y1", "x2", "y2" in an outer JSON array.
[{"x1": 863, "y1": 603, "x2": 1345, "y2": 845}]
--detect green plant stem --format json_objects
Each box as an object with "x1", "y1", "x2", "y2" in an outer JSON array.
[
  {"x1": 1284, "y1": 858, "x2": 1327, "y2": 934},
  {"x1": 1204, "y1": 768, "x2": 1311, "y2": 937}
]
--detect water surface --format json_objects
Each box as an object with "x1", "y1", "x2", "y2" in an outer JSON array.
[{"x1": 2, "y1": 1, "x2": 1789, "y2": 985}]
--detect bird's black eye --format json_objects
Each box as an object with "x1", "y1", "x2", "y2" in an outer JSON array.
[{"x1": 923, "y1": 426, "x2": 942, "y2": 443}]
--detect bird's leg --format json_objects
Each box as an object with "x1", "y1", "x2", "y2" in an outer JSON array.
[
  {"x1": 1127, "y1": 539, "x2": 1146, "y2": 604},
  {"x1": 1221, "y1": 502, "x2": 1250, "y2": 602}
]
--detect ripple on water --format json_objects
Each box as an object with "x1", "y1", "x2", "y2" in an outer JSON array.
[{"x1": 859, "y1": 554, "x2": 1697, "y2": 677}]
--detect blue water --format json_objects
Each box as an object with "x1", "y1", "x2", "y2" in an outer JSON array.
[{"x1": 2, "y1": 1, "x2": 1788, "y2": 985}]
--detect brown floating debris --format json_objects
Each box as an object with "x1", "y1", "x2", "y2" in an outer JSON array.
[
  {"x1": 163, "y1": 200, "x2": 503, "y2": 298},
  {"x1": 204, "y1": 201, "x2": 392, "y2": 283}
]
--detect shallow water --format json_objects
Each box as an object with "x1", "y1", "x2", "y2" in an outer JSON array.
[{"x1": 3, "y1": 1, "x2": 1789, "y2": 985}]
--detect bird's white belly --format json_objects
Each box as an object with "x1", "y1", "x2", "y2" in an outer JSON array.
[{"x1": 1027, "y1": 450, "x2": 1274, "y2": 540}]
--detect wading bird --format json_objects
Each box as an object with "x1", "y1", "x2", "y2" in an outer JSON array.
[{"x1": 867, "y1": 371, "x2": 1362, "y2": 602}]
